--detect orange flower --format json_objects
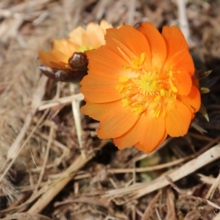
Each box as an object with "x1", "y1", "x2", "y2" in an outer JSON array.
[
  {"x1": 38, "y1": 20, "x2": 112, "y2": 71},
  {"x1": 80, "y1": 22, "x2": 201, "y2": 153}
]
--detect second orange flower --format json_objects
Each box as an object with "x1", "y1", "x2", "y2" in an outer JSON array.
[{"x1": 38, "y1": 20, "x2": 112, "y2": 81}]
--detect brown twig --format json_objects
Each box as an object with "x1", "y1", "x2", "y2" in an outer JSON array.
[{"x1": 142, "y1": 190, "x2": 161, "y2": 220}]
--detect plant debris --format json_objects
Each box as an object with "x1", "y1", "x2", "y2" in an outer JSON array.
[{"x1": 1, "y1": 0, "x2": 220, "y2": 219}]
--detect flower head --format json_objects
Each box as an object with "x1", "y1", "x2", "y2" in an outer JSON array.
[
  {"x1": 80, "y1": 22, "x2": 201, "y2": 153},
  {"x1": 38, "y1": 20, "x2": 112, "y2": 81}
]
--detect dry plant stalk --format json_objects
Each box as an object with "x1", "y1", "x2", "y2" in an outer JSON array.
[
  {"x1": 176, "y1": 0, "x2": 190, "y2": 43},
  {"x1": 28, "y1": 140, "x2": 109, "y2": 214},
  {"x1": 213, "y1": 212, "x2": 220, "y2": 220},
  {"x1": 0, "y1": 0, "x2": 86, "y2": 210},
  {"x1": 6, "y1": 76, "x2": 48, "y2": 161},
  {"x1": 1, "y1": 213, "x2": 52, "y2": 220},
  {"x1": 38, "y1": 93, "x2": 83, "y2": 111},
  {"x1": 142, "y1": 190, "x2": 161, "y2": 220},
  {"x1": 205, "y1": 172, "x2": 220, "y2": 199},
  {"x1": 105, "y1": 144, "x2": 220, "y2": 201},
  {"x1": 166, "y1": 189, "x2": 176, "y2": 220}
]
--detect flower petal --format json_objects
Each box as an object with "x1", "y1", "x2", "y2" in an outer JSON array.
[
  {"x1": 139, "y1": 22, "x2": 167, "y2": 69},
  {"x1": 113, "y1": 113, "x2": 144, "y2": 150},
  {"x1": 81, "y1": 101, "x2": 120, "y2": 121},
  {"x1": 98, "y1": 103, "x2": 140, "y2": 138},
  {"x1": 178, "y1": 85, "x2": 201, "y2": 114},
  {"x1": 86, "y1": 45, "x2": 142, "y2": 80},
  {"x1": 84, "y1": 23, "x2": 106, "y2": 46},
  {"x1": 135, "y1": 130, "x2": 167, "y2": 154},
  {"x1": 162, "y1": 26, "x2": 188, "y2": 59},
  {"x1": 100, "y1": 20, "x2": 113, "y2": 30},
  {"x1": 80, "y1": 75, "x2": 122, "y2": 103},
  {"x1": 138, "y1": 113, "x2": 166, "y2": 153},
  {"x1": 113, "y1": 122, "x2": 140, "y2": 150},
  {"x1": 164, "y1": 49, "x2": 195, "y2": 76},
  {"x1": 174, "y1": 70, "x2": 192, "y2": 95},
  {"x1": 114, "y1": 112, "x2": 167, "y2": 153},
  {"x1": 38, "y1": 51, "x2": 69, "y2": 69},
  {"x1": 69, "y1": 26, "x2": 86, "y2": 46},
  {"x1": 51, "y1": 39, "x2": 77, "y2": 57},
  {"x1": 86, "y1": 46, "x2": 129, "y2": 79},
  {"x1": 69, "y1": 21, "x2": 111, "y2": 48},
  {"x1": 38, "y1": 51, "x2": 54, "y2": 67},
  {"x1": 165, "y1": 100, "x2": 192, "y2": 137},
  {"x1": 105, "y1": 26, "x2": 152, "y2": 69}
]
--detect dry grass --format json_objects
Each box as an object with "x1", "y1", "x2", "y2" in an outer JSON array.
[{"x1": 1, "y1": 0, "x2": 220, "y2": 219}]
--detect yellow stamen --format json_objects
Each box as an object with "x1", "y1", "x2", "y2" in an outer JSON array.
[
  {"x1": 117, "y1": 55, "x2": 179, "y2": 117},
  {"x1": 171, "y1": 85, "x2": 178, "y2": 93},
  {"x1": 119, "y1": 77, "x2": 129, "y2": 82}
]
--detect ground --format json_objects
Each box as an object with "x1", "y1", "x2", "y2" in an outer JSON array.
[{"x1": 0, "y1": 0, "x2": 220, "y2": 219}]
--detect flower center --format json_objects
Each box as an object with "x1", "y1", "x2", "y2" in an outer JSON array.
[
  {"x1": 116, "y1": 53, "x2": 178, "y2": 118},
  {"x1": 138, "y1": 74, "x2": 160, "y2": 94}
]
